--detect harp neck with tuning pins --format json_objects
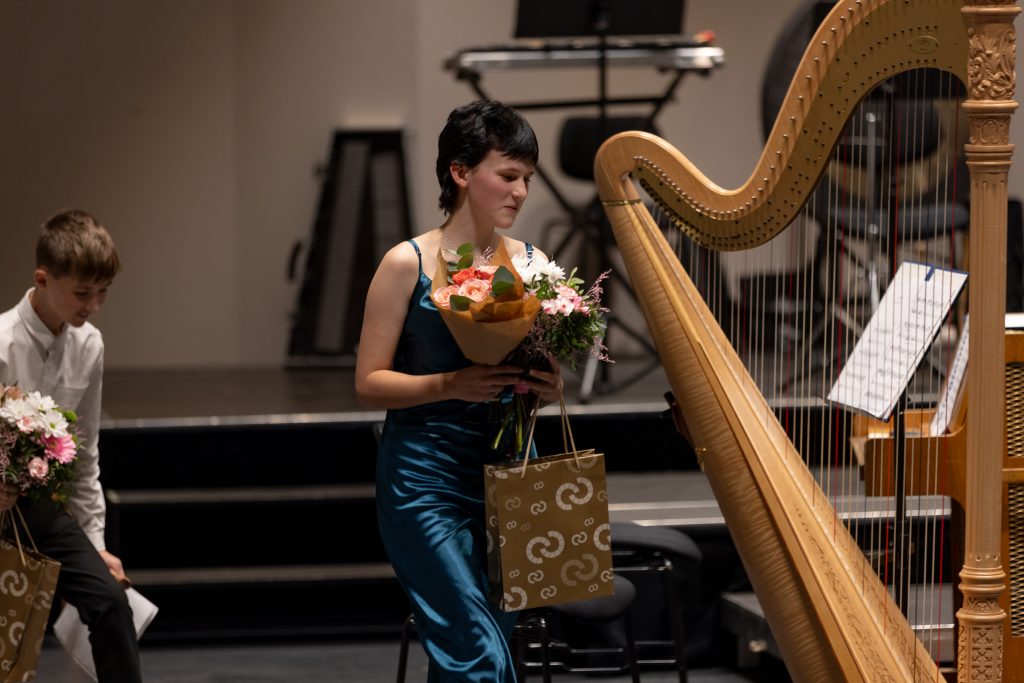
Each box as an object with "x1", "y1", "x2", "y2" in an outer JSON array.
[{"x1": 595, "y1": 1, "x2": 1019, "y2": 681}]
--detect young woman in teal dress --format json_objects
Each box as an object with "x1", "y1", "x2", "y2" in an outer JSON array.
[{"x1": 355, "y1": 100, "x2": 563, "y2": 682}]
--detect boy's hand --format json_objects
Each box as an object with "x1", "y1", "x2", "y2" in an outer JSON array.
[
  {"x1": 99, "y1": 550, "x2": 130, "y2": 586},
  {"x1": 0, "y1": 484, "x2": 19, "y2": 512}
]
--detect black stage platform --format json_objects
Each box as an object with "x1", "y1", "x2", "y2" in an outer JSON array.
[{"x1": 78, "y1": 362, "x2": 793, "y2": 680}]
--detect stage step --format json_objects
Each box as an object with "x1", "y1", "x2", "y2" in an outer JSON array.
[
  {"x1": 95, "y1": 408, "x2": 700, "y2": 641},
  {"x1": 130, "y1": 562, "x2": 394, "y2": 586},
  {"x1": 131, "y1": 564, "x2": 409, "y2": 641}
]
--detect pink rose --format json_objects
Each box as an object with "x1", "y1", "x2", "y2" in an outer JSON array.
[
  {"x1": 433, "y1": 285, "x2": 459, "y2": 309},
  {"x1": 27, "y1": 457, "x2": 48, "y2": 480},
  {"x1": 475, "y1": 265, "x2": 498, "y2": 278},
  {"x1": 458, "y1": 278, "x2": 491, "y2": 303}
]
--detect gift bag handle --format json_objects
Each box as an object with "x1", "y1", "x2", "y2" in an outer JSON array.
[
  {"x1": 1, "y1": 505, "x2": 39, "y2": 567},
  {"x1": 517, "y1": 393, "x2": 586, "y2": 478}
]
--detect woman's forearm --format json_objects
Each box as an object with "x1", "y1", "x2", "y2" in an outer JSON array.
[{"x1": 355, "y1": 369, "x2": 454, "y2": 410}]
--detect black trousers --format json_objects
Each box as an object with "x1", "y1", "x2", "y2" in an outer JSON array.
[{"x1": 17, "y1": 499, "x2": 142, "y2": 683}]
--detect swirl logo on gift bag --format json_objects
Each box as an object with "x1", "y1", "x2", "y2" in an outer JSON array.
[
  {"x1": 527, "y1": 570, "x2": 544, "y2": 584},
  {"x1": 504, "y1": 587, "x2": 528, "y2": 611},
  {"x1": 0, "y1": 571, "x2": 27, "y2": 598},
  {"x1": 560, "y1": 554, "x2": 600, "y2": 587},
  {"x1": 556, "y1": 477, "x2": 594, "y2": 510},
  {"x1": 594, "y1": 523, "x2": 611, "y2": 551},
  {"x1": 526, "y1": 531, "x2": 565, "y2": 564},
  {"x1": 529, "y1": 501, "x2": 547, "y2": 516}
]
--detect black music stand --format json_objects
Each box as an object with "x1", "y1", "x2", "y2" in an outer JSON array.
[{"x1": 453, "y1": 1, "x2": 694, "y2": 399}]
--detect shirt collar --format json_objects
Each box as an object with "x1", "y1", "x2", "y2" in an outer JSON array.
[{"x1": 16, "y1": 288, "x2": 63, "y2": 352}]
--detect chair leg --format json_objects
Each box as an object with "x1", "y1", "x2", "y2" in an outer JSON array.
[
  {"x1": 537, "y1": 615, "x2": 552, "y2": 683},
  {"x1": 661, "y1": 563, "x2": 689, "y2": 683},
  {"x1": 397, "y1": 613, "x2": 415, "y2": 683},
  {"x1": 623, "y1": 611, "x2": 641, "y2": 683},
  {"x1": 513, "y1": 626, "x2": 527, "y2": 682}
]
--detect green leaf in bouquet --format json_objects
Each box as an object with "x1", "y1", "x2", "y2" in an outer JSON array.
[
  {"x1": 490, "y1": 266, "x2": 516, "y2": 298},
  {"x1": 449, "y1": 294, "x2": 472, "y2": 311},
  {"x1": 456, "y1": 242, "x2": 474, "y2": 256},
  {"x1": 457, "y1": 254, "x2": 474, "y2": 270}
]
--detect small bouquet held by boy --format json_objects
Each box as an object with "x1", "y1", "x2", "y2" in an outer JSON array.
[
  {"x1": 0, "y1": 385, "x2": 79, "y2": 503},
  {"x1": 432, "y1": 241, "x2": 615, "y2": 611},
  {"x1": 0, "y1": 384, "x2": 75, "y2": 681}
]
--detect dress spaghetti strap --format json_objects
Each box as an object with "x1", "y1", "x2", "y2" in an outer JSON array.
[{"x1": 407, "y1": 239, "x2": 423, "y2": 275}]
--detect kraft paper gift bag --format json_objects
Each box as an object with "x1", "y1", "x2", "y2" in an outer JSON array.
[
  {"x1": 0, "y1": 513, "x2": 61, "y2": 682},
  {"x1": 484, "y1": 400, "x2": 613, "y2": 611}
]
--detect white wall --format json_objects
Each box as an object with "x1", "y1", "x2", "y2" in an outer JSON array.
[{"x1": 1, "y1": 1, "x2": 1015, "y2": 369}]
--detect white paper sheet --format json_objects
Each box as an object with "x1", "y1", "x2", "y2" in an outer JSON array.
[
  {"x1": 827, "y1": 262, "x2": 967, "y2": 420},
  {"x1": 53, "y1": 587, "x2": 158, "y2": 681}
]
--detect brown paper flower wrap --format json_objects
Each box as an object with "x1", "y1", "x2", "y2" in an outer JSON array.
[{"x1": 431, "y1": 239, "x2": 541, "y2": 365}]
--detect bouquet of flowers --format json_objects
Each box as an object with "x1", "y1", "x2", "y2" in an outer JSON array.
[
  {"x1": 431, "y1": 240, "x2": 542, "y2": 364},
  {"x1": 494, "y1": 251, "x2": 609, "y2": 454},
  {"x1": 431, "y1": 241, "x2": 610, "y2": 455},
  {"x1": 0, "y1": 385, "x2": 79, "y2": 505},
  {"x1": 508, "y1": 250, "x2": 609, "y2": 373}
]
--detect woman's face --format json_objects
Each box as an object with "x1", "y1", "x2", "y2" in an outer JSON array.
[{"x1": 457, "y1": 150, "x2": 535, "y2": 229}]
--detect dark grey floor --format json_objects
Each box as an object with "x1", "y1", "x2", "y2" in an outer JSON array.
[{"x1": 37, "y1": 638, "x2": 763, "y2": 683}]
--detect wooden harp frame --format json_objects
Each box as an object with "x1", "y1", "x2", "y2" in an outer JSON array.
[{"x1": 594, "y1": 1, "x2": 1018, "y2": 681}]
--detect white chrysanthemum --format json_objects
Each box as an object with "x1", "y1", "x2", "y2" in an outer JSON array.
[
  {"x1": 25, "y1": 391, "x2": 56, "y2": 413},
  {"x1": 39, "y1": 409, "x2": 69, "y2": 438},
  {"x1": 0, "y1": 397, "x2": 34, "y2": 426},
  {"x1": 512, "y1": 252, "x2": 565, "y2": 288}
]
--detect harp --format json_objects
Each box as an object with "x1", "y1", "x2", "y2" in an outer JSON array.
[{"x1": 594, "y1": 1, "x2": 1018, "y2": 681}]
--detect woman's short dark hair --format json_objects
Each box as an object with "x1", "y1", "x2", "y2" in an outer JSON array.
[{"x1": 436, "y1": 100, "x2": 539, "y2": 214}]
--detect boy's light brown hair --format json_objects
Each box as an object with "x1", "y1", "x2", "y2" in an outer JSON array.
[{"x1": 36, "y1": 209, "x2": 121, "y2": 282}]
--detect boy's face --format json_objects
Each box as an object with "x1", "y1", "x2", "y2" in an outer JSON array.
[{"x1": 33, "y1": 269, "x2": 112, "y2": 331}]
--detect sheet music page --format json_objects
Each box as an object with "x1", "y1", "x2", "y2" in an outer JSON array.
[
  {"x1": 827, "y1": 262, "x2": 967, "y2": 420},
  {"x1": 930, "y1": 314, "x2": 969, "y2": 437}
]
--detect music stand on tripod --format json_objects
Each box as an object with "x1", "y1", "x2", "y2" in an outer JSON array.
[{"x1": 515, "y1": 0, "x2": 687, "y2": 399}]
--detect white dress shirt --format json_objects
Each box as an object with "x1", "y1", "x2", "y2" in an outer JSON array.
[{"x1": 0, "y1": 290, "x2": 107, "y2": 551}]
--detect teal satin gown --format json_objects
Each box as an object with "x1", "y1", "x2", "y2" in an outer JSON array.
[{"x1": 376, "y1": 240, "x2": 527, "y2": 682}]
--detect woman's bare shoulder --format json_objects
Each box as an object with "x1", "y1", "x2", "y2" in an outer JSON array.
[{"x1": 373, "y1": 240, "x2": 421, "y2": 282}]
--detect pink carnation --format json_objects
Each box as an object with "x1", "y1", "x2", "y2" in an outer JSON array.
[
  {"x1": 42, "y1": 434, "x2": 76, "y2": 464},
  {"x1": 27, "y1": 457, "x2": 48, "y2": 480}
]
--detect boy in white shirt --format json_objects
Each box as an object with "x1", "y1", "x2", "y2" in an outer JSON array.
[{"x1": 0, "y1": 209, "x2": 141, "y2": 682}]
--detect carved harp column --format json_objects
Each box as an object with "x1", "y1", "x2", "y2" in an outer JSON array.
[{"x1": 960, "y1": 2, "x2": 1018, "y2": 681}]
